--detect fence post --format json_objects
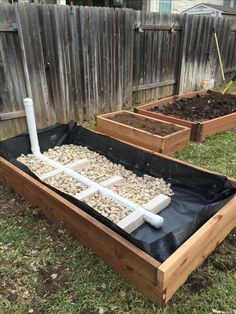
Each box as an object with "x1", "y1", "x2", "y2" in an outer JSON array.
[{"x1": 176, "y1": 13, "x2": 189, "y2": 95}]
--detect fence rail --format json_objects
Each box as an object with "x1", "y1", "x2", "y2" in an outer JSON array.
[{"x1": 0, "y1": 3, "x2": 236, "y2": 137}]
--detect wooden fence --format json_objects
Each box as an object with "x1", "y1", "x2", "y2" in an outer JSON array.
[
  {"x1": 0, "y1": 3, "x2": 236, "y2": 137},
  {"x1": 132, "y1": 12, "x2": 236, "y2": 102},
  {"x1": 132, "y1": 12, "x2": 182, "y2": 103}
]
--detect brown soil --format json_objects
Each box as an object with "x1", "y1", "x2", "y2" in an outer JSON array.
[
  {"x1": 187, "y1": 228, "x2": 236, "y2": 294},
  {"x1": 149, "y1": 91, "x2": 236, "y2": 122},
  {"x1": 110, "y1": 112, "x2": 182, "y2": 136},
  {"x1": 187, "y1": 277, "x2": 212, "y2": 294},
  {"x1": 37, "y1": 265, "x2": 69, "y2": 296},
  {"x1": 0, "y1": 274, "x2": 18, "y2": 302},
  {"x1": 210, "y1": 228, "x2": 236, "y2": 272}
]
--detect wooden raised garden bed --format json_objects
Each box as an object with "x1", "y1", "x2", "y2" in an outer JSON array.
[
  {"x1": 135, "y1": 90, "x2": 236, "y2": 142},
  {"x1": 0, "y1": 139, "x2": 236, "y2": 305},
  {"x1": 96, "y1": 111, "x2": 190, "y2": 155}
]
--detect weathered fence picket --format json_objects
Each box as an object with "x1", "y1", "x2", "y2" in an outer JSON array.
[
  {"x1": 0, "y1": 4, "x2": 27, "y2": 136},
  {"x1": 132, "y1": 12, "x2": 182, "y2": 103}
]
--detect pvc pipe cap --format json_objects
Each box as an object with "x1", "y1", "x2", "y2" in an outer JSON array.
[{"x1": 23, "y1": 98, "x2": 33, "y2": 107}]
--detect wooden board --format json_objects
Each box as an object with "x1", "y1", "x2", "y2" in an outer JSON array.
[
  {"x1": 0, "y1": 110, "x2": 25, "y2": 121},
  {"x1": 0, "y1": 151, "x2": 236, "y2": 305},
  {"x1": 201, "y1": 112, "x2": 236, "y2": 140},
  {"x1": 96, "y1": 110, "x2": 190, "y2": 155},
  {"x1": 157, "y1": 195, "x2": 236, "y2": 302},
  {"x1": 0, "y1": 4, "x2": 28, "y2": 138},
  {"x1": 135, "y1": 90, "x2": 236, "y2": 142},
  {"x1": 0, "y1": 4, "x2": 134, "y2": 137},
  {"x1": 0, "y1": 129, "x2": 236, "y2": 305},
  {"x1": 0, "y1": 156, "x2": 163, "y2": 303},
  {"x1": 135, "y1": 108, "x2": 200, "y2": 142},
  {"x1": 132, "y1": 11, "x2": 182, "y2": 103}
]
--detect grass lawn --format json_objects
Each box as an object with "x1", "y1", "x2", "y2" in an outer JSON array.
[
  {"x1": 216, "y1": 80, "x2": 236, "y2": 95},
  {"x1": 1, "y1": 87, "x2": 236, "y2": 313},
  {"x1": 174, "y1": 129, "x2": 236, "y2": 178}
]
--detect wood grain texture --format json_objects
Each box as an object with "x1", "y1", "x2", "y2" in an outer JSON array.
[
  {"x1": 0, "y1": 22, "x2": 17, "y2": 32},
  {"x1": 0, "y1": 156, "x2": 163, "y2": 303},
  {"x1": 176, "y1": 14, "x2": 236, "y2": 92},
  {"x1": 201, "y1": 112, "x2": 236, "y2": 140},
  {"x1": 157, "y1": 195, "x2": 236, "y2": 303},
  {"x1": 0, "y1": 110, "x2": 25, "y2": 121},
  {"x1": 132, "y1": 80, "x2": 176, "y2": 92},
  {"x1": 162, "y1": 214, "x2": 236, "y2": 303},
  {"x1": 96, "y1": 110, "x2": 190, "y2": 155},
  {"x1": 0, "y1": 4, "x2": 134, "y2": 136},
  {"x1": 132, "y1": 12, "x2": 182, "y2": 103},
  {"x1": 0, "y1": 145, "x2": 235, "y2": 304},
  {"x1": 1, "y1": 4, "x2": 236, "y2": 137},
  {"x1": 135, "y1": 90, "x2": 236, "y2": 142},
  {"x1": 0, "y1": 4, "x2": 27, "y2": 137},
  {"x1": 135, "y1": 91, "x2": 205, "y2": 141},
  {"x1": 135, "y1": 108, "x2": 196, "y2": 130},
  {"x1": 135, "y1": 90, "x2": 207, "y2": 111}
]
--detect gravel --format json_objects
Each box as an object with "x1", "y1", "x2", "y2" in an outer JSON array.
[{"x1": 18, "y1": 144, "x2": 173, "y2": 224}]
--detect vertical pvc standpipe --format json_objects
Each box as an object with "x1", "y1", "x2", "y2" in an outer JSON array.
[
  {"x1": 23, "y1": 98, "x2": 41, "y2": 155},
  {"x1": 23, "y1": 98, "x2": 164, "y2": 229}
]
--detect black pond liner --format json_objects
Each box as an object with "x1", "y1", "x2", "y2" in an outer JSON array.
[{"x1": 0, "y1": 122, "x2": 235, "y2": 262}]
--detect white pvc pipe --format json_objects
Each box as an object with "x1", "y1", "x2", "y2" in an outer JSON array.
[
  {"x1": 24, "y1": 98, "x2": 40, "y2": 154},
  {"x1": 23, "y1": 98, "x2": 164, "y2": 229}
]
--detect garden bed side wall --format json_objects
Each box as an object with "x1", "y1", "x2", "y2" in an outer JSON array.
[
  {"x1": 135, "y1": 91, "x2": 236, "y2": 142},
  {"x1": 1, "y1": 139, "x2": 236, "y2": 304},
  {"x1": 96, "y1": 111, "x2": 190, "y2": 154},
  {"x1": 0, "y1": 157, "x2": 164, "y2": 303},
  {"x1": 157, "y1": 195, "x2": 236, "y2": 303}
]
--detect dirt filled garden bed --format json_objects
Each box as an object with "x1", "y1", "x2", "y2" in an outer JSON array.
[
  {"x1": 110, "y1": 112, "x2": 182, "y2": 136},
  {"x1": 96, "y1": 111, "x2": 190, "y2": 155},
  {"x1": 135, "y1": 91, "x2": 236, "y2": 142},
  {"x1": 149, "y1": 91, "x2": 236, "y2": 122}
]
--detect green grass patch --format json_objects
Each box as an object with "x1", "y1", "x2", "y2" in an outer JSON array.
[
  {"x1": 215, "y1": 80, "x2": 236, "y2": 94},
  {"x1": 0, "y1": 187, "x2": 235, "y2": 313},
  {"x1": 174, "y1": 129, "x2": 236, "y2": 178},
  {"x1": 0, "y1": 188, "x2": 235, "y2": 314},
  {"x1": 82, "y1": 119, "x2": 96, "y2": 131}
]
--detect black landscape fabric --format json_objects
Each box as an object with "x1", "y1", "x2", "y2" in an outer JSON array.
[{"x1": 0, "y1": 122, "x2": 235, "y2": 262}]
